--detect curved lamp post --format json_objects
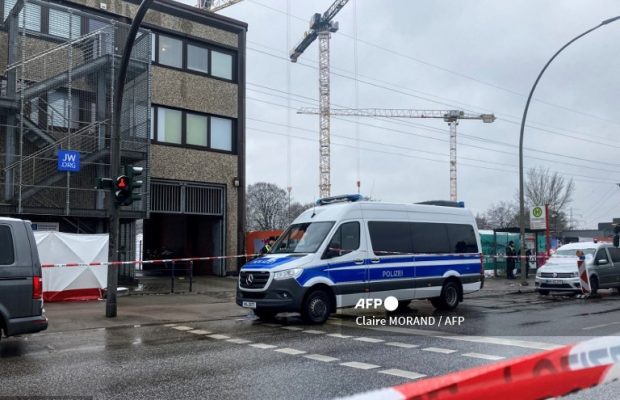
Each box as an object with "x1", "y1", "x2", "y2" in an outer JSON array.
[{"x1": 518, "y1": 16, "x2": 620, "y2": 286}]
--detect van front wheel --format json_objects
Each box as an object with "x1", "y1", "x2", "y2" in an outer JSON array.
[
  {"x1": 301, "y1": 289, "x2": 331, "y2": 324},
  {"x1": 430, "y1": 281, "x2": 460, "y2": 310}
]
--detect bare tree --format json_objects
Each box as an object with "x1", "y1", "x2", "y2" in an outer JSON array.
[
  {"x1": 246, "y1": 182, "x2": 288, "y2": 231},
  {"x1": 483, "y1": 201, "x2": 520, "y2": 229},
  {"x1": 475, "y1": 213, "x2": 491, "y2": 230},
  {"x1": 525, "y1": 167, "x2": 574, "y2": 232},
  {"x1": 287, "y1": 202, "x2": 315, "y2": 225}
]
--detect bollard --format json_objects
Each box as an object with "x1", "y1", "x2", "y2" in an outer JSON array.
[
  {"x1": 189, "y1": 260, "x2": 193, "y2": 292},
  {"x1": 171, "y1": 260, "x2": 175, "y2": 294},
  {"x1": 577, "y1": 250, "x2": 590, "y2": 298}
]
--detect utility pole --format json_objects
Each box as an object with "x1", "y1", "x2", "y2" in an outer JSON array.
[
  {"x1": 297, "y1": 108, "x2": 495, "y2": 201},
  {"x1": 290, "y1": 0, "x2": 349, "y2": 198}
]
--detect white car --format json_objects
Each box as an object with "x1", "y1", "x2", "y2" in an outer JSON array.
[{"x1": 535, "y1": 242, "x2": 620, "y2": 295}]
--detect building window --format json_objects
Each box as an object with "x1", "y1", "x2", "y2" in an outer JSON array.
[
  {"x1": 210, "y1": 116, "x2": 232, "y2": 151},
  {"x1": 49, "y1": 9, "x2": 81, "y2": 39},
  {"x1": 157, "y1": 107, "x2": 182, "y2": 144},
  {"x1": 186, "y1": 113, "x2": 208, "y2": 147},
  {"x1": 4, "y1": 0, "x2": 41, "y2": 32},
  {"x1": 187, "y1": 44, "x2": 209, "y2": 74},
  {"x1": 152, "y1": 106, "x2": 235, "y2": 153},
  {"x1": 211, "y1": 50, "x2": 233, "y2": 80},
  {"x1": 158, "y1": 35, "x2": 183, "y2": 69}
]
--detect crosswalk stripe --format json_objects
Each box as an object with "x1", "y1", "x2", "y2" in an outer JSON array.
[
  {"x1": 327, "y1": 333, "x2": 353, "y2": 339},
  {"x1": 461, "y1": 352, "x2": 505, "y2": 361},
  {"x1": 304, "y1": 354, "x2": 339, "y2": 362},
  {"x1": 354, "y1": 337, "x2": 385, "y2": 343},
  {"x1": 227, "y1": 338, "x2": 252, "y2": 344},
  {"x1": 422, "y1": 347, "x2": 457, "y2": 354},
  {"x1": 303, "y1": 330, "x2": 326, "y2": 335},
  {"x1": 275, "y1": 348, "x2": 307, "y2": 355},
  {"x1": 188, "y1": 330, "x2": 211, "y2": 335},
  {"x1": 341, "y1": 361, "x2": 381, "y2": 370},
  {"x1": 250, "y1": 343, "x2": 277, "y2": 349},
  {"x1": 385, "y1": 342, "x2": 419, "y2": 349},
  {"x1": 173, "y1": 326, "x2": 193, "y2": 331},
  {"x1": 164, "y1": 324, "x2": 177, "y2": 327},
  {"x1": 379, "y1": 369, "x2": 426, "y2": 380},
  {"x1": 281, "y1": 326, "x2": 304, "y2": 331},
  {"x1": 207, "y1": 334, "x2": 231, "y2": 340}
]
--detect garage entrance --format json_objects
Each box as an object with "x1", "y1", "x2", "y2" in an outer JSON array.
[{"x1": 144, "y1": 180, "x2": 226, "y2": 276}]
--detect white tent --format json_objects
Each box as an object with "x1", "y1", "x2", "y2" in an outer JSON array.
[{"x1": 35, "y1": 232, "x2": 109, "y2": 301}]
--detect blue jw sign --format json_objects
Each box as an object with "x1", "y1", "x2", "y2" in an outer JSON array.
[{"x1": 57, "y1": 150, "x2": 81, "y2": 172}]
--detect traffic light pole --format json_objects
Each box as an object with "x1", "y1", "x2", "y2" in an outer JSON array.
[{"x1": 106, "y1": 0, "x2": 154, "y2": 318}]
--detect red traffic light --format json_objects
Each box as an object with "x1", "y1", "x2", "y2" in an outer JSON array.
[{"x1": 116, "y1": 175, "x2": 128, "y2": 189}]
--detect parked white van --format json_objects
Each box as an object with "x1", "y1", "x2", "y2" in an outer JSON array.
[
  {"x1": 535, "y1": 241, "x2": 620, "y2": 295},
  {"x1": 236, "y1": 195, "x2": 484, "y2": 324}
]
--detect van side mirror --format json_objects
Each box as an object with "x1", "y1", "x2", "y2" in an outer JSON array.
[
  {"x1": 323, "y1": 247, "x2": 340, "y2": 259},
  {"x1": 597, "y1": 259, "x2": 609, "y2": 266}
]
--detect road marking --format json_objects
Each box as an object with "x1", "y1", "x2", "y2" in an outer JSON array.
[
  {"x1": 341, "y1": 361, "x2": 381, "y2": 370},
  {"x1": 207, "y1": 334, "x2": 231, "y2": 340},
  {"x1": 327, "y1": 333, "x2": 353, "y2": 339},
  {"x1": 422, "y1": 347, "x2": 457, "y2": 354},
  {"x1": 164, "y1": 324, "x2": 177, "y2": 327},
  {"x1": 188, "y1": 329, "x2": 211, "y2": 335},
  {"x1": 462, "y1": 352, "x2": 505, "y2": 361},
  {"x1": 354, "y1": 337, "x2": 385, "y2": 343},
  {"x1": 227, "y1": 338, "x2": 252, "y2": 344},
  {"x1": 303, "y1": 330, "x2": 326, "y2": 335},
  {"x1": 281, "y1": 326, "x2": 304, "y2": 331},
  {"x1": 262, "y1": 323, "x2": 282, "y2": 327},
  {"x1": 328, "y1": 319, "x2": 562, "y2": 350},
  {"x1": 582, "y1": 321, "x2": 620, "y2": 331},
  {"x1": 379, "y1": 369, "x2": 427, "y2": 380},
  {"x1": 173, "y1": 326, "x2": 193, "y2": 331},
  {"x1": 250, "y1": 343, "x2": 278, "y2": 349},
  {"x1": 385, "y1": 342, "x2": 419, "y2": 349},
  {"x1": 275, "y1": 348, "x2": 307, "y2": 355},
  {"x1": 304, "y1": 354, "x2": 339, "y2": 362}
]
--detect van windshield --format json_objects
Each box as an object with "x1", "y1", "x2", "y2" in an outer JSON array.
[
  {"x1": 553, "y1": 248, "x2": 596, "y2": 257},
  {"x1": 272, "y1": 222, "x2": 335, "y2": 254}
]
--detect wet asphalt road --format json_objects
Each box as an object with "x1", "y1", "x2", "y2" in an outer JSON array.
[{"x1": 3, "y1": 290, "x2": 620, "y2": 399}]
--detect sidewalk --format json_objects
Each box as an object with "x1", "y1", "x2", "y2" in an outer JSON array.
[{"x1": 43, "y1": 274, "x2": 534, "y2": 334}]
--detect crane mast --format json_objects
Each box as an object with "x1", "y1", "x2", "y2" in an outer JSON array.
[
  {"x1": 297, "y1": 108, "x2": 495, "y2": 201},
  {"x1": 290, "y1": 0, "x2": 349, "y2": 198}
]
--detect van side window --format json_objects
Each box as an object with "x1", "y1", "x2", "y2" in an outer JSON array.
[
  {"x1": 608, "y1": 247, "x2": 620, "y2": 263},
  {"x1": 447, "y1": 224, "x2": 479, "y2": 253},
  {"x1": 368, "y1": 221, "x2": 413, "y2": 255},
  {"x1": 595, "y1": 249, "x2": 608, "y2": 263},
  {"x1": 324, "y1": 222, "x2": 360, "y2": 259},
  {"x1": 0, "y1": 225, "x2": 15, "y2": 265},
  {"x1": 411, "y1": 223, "x2": 450, "y2": 254}
]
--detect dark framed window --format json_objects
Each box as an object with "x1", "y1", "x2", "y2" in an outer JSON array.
[
  {"x1": 48, "y1": 8, "x2": 81, "y2": 39},
  {"x1": 368, "y1": 221, "x2": 413, "y2": 256},
  {"x1": 324, "y1": 222, "x2": 360, "y2": 259},
  {"x1": 0, "y1": 225, "x2": 15, "y2": 265},
  {"x1": 151, "y1": 105, "x2": 236, "y2": 154},
  {"x1": 446, "y1": 224, "x2": 479, "y2": 253},
  {"x1": 411, "y1": 222, "x2": 450, "y2": 254},
  {"x1": 151, "y1": 31, "x2": 237, "y2": 82}
]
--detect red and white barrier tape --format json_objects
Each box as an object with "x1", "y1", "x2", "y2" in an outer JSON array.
[
  {"x1": 41, "y1": 253, "x2": 258, "y2": 268},
  {"x1": 338, "y1": 336, "x2": 620, "y2": 400}
]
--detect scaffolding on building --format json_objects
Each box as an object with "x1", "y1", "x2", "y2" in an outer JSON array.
[{"x1": 0, "y1": 0, "x2": 151, "y2": 221}]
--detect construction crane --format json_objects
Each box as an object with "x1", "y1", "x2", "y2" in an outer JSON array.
[
  {"x1": 297, "y1": 108, "x2": 496, "y2": 202},
  {"x1": 196, "y1": 0, "x2": 243, "y2": 12},
  {"x1": 290, "y1": 0, "x2": 349, "y2": 198}
]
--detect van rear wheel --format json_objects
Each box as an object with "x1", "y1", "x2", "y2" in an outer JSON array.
[
  {"x1": 430, "y1": 281, "x2": 460, "y2": 310},
  {"x1": 301, "y1": 289, "x2": 331, "y2": 324}
]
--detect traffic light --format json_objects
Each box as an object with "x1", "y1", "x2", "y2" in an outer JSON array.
[
  {"x1": 114, "y1": 175, "x2": 131, "y2": 206},
  {"x1": 125, "y1": 165, "x2": 144, "y2": 203}
]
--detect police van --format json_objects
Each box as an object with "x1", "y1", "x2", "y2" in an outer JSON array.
[{"x1": 236, "y1": 195, "x2": 483, "y2": 324}]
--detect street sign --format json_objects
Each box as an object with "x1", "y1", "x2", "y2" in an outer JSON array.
[
  {"x1": 57, "y1": 150, "x2": 80, "y2": 172},
  {"x1": 530, "y1": 205, "x2": 546, "y2": 230}
]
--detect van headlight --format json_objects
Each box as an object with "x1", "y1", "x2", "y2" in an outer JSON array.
[
  {"x1": 274, "y1": 268, "x2": 303, "y2": 280},
  {"x1": 536, "y1": 270, "x2": 542, "y2": 277},
  {"x1": 572, "y1": 272, "x2": 579, "y2": 278}
]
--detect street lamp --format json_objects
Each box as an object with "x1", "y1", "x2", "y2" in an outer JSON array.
[{"x1": 518, "y1": 16, "x2": 620, "y2": 286}]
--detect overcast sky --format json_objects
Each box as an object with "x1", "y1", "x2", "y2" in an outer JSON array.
[{"x1": 177, "y1": 0, "x2": 620, "y2": 229}]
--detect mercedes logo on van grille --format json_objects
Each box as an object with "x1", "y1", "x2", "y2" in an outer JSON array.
[
  {"x1": 246, "y1": 273, "x2": 254, "y2": 286},
  {"x1": 553, "y1": 272, "x2": 557, "y2": 278}
]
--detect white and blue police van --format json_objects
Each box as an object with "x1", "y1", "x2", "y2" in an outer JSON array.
[{"x1": 236, "y1": 195, "x2": 484, "y2": 324}]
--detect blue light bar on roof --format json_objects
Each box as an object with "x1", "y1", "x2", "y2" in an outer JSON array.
[{"x1": 316, "y1": 194, "x2": 364, "y2": 206}]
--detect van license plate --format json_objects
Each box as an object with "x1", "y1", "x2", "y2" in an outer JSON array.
[{"x1": 242, "y1": 301, "x2": 257, "y2": 309}]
